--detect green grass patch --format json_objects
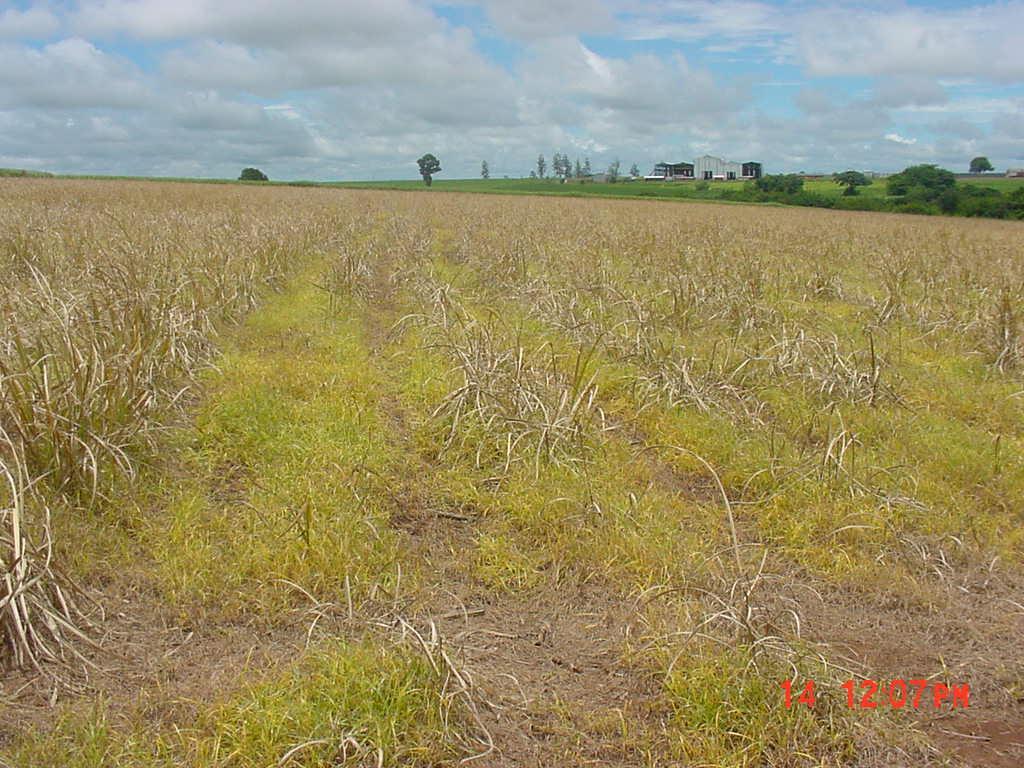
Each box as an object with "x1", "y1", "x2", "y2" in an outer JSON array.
[
  {"x1": 5, "y1": 641, "x2": 463, "y2": 768},
  {"x1": 663, "y1": 648, "x2": 858, "y2": 767},
  {"x1": 197, "y1": 640, "x2": 461, "y2": 766},
  {"x1": 141, "y1": 272, "x2": 404, "y2": 616}
]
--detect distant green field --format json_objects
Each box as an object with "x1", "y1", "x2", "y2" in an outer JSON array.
[
  {"x1": 802, "y1": 179, "x2": 889, "y2": 198},
  {"x1": 956, "y1": 175, "x2": 1024, "y2": 192},
  {"x1": 11, "y1": 170, "x2": 1024, "y2": 215},
  {"x1": 333, "y1": 177, "x2": 703, "y2": 197},
  {"x1": 332, "y1": 177, "x2": 780, "y2": 203},
  {"x1": 332, "y1": 175, "x2": 1024, "y2": 205}
]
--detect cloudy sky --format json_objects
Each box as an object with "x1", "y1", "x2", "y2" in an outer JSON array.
[{"x1": 1, "y1": 0, "x2": 1022, "y2": 180}]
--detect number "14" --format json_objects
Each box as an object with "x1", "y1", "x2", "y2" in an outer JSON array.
[{"x1": 781, "y1": 679, "x2": 815, "y2": 708}]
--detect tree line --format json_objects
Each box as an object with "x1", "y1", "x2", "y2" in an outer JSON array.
[
  {"x1": 740, "y1": 165, "x2": 1024, "y2": 219},
  {"x1": 524, "y1": 154, "x2": 644, "y2": 182}
]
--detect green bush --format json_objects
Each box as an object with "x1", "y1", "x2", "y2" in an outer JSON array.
[
  {"x1": 896, "y1": 201, "x2": 939, "y2": 216},
  {"x1": 955, "y1": 187, "x2": 1010, "y2": 218},
  {"x1": 833, "y1": 196, "x2": 892, "y2": 213},
  {"x1": 937, "y1": 188, "x2": 961, "y2": 214},
  {"x1": 756, "y1": 174, "x2": 804, "y2": 194}
]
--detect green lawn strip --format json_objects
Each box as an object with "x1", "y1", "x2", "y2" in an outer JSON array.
[
  {"x1": 6, "y1": 641, "x2": 461, "y2": 768},
  {"x1": 138, "y1": 269, "x2": 406, "y2": 617}
]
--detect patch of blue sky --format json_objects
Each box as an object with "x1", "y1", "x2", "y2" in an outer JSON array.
[
  {"x1": 99, "y1": 40, "x2": 177, "y2": 74},
  {"x1": 902, "y1": 0, "x2": 988, "y2": 8}
]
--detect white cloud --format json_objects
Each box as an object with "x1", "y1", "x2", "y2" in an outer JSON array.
[
  {"x1": 0, "y1": 6, "x2": 60, "y2": 39},
  {"x1": 897, "y1": 97, "x2": 1024, "y2": 115},
  {"x1": 160, "y1": 26, "x2": 501, "y2": 97},
  {"x1": 871, "y1": 76, "x2": 947, "y2": 109},
  {"x1": 624, "y1": 1, "x2": 1024, "y2": 82},
  {"x1": 884, "y1": 132, "x2": 917, "y2": 145},
  {"x1": 73, "y1": 0, "x2": 440, "y2": 46},
  {"x1": 0, "y1": 38, "x2": 149, "y2": 108},
  {"x1": 623, "y1": 0, "x2": 783, "y2": 50},
  {"x1": 474, "y1": 0, "x2": 615, "y2": 38},
  {"x1": 520, "y1": 41, "x2": 748, "y2": 131},
  {"x1": 796, "y1": 3, "x2": 1024, "y2": 82}
]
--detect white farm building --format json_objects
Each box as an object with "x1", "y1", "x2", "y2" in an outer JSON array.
[
  {"x1": 646, "y1": 155, "x2": 762, "y2": 181},
  {"x1": 694, "y1": 155, "x2": 761, "y2": 181}
]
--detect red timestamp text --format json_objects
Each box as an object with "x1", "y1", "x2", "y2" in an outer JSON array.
[{"x1": 781, "y1": 679, "x2": 969, "y2": 710}]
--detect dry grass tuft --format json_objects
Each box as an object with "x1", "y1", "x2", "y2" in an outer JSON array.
[{"x1": 0, "y1": 438, "x2": 98, "y2": 672}]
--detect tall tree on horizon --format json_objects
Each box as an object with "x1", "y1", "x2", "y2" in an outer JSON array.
[
  {"x1": 558, "y1": 153, "x2": 570, "y2": 178},
  {"x1": 481, "y1": 160, "x2": 490, "y2": 179},
  {"x1": 537, "y1": 154, "x2": 547, "y2": 179},
  {"x1": 416, "y1": 153, "x2": 441, "y2": 186},
  {"x1": 970, "y1": 156, "x2": 994, "y2": 173}
]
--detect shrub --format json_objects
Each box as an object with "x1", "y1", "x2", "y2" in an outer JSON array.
[
  {"x1": 937, "y1": 188, "x2": 961, "y2": 214},
  {"x1": 956, "y1": 188, "x2": 1011, "y2": 218},
  {"x1": 756, "y1": 174, "x2": 804, "y2": 195},
  {"x1": 1008, "y1": 187, "x2": 1024, "y2": 220},
  {"x1": 833, "y1": 196, "x2": 892, "y2": 213},
  {"x1": 896, "y1": 201, "x2": 939, "y2": 215},
  {"x1": 787, "y1": 192, "x2": 835, "y2": 208}
]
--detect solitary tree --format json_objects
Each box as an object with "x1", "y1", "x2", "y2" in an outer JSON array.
[
  {"x1": 607, "y1": 159, "x2": 621, "y2": 183},
  {"x1": 481, "y1": 160, "x2": 490, "y2": 180},
  {"x1": 832, "y1": 170, "x2": 871, "y2": 196},
  {"x1": 536, "y1": 154, "x2": 547, "y2": 179},
  {"x1": 970, "y1": 156, "x2": 994, "y2": 174},
  {"x1": 582, "y1": 157, "x2": 591, "y2": 176},
  {"x1": 629, "y1": 163, "x2": 640, "y2": 178},
  {"x1": 417, "y1": 154, "x2": 442, "y2": 186},
  {"x1": 239, "y1": 167, "x2": 268, "y2": 181}
]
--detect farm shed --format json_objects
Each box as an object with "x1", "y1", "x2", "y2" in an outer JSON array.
[
  {"x1": 646, "y1": 161, "x2": 694, "y2": 180},
  {"x1": 647, "y1": 156, "x2": 762, "y2": 181},
  {"x1": 694, "y1": 155, "x2": 763, "y2": 181}
]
